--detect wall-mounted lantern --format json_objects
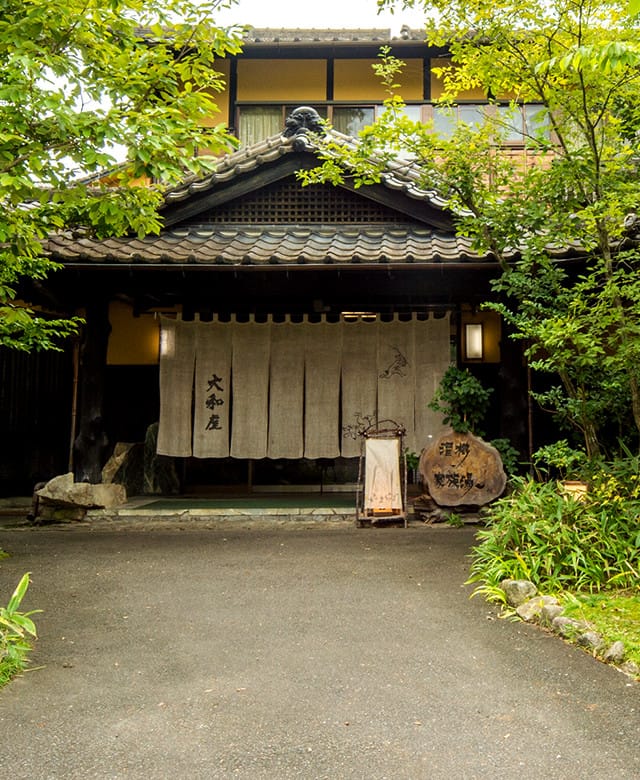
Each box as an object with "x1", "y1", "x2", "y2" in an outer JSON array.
[{"x1": 464, "y1": 322, "x2": 484, "y2": 360}]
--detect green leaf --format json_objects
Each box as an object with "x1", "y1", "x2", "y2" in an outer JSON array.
[
  {"x1": 6, "y1": 573, "x2": 31, "y2": 614},
  {"x1": 0, "y1": 0, "x2": 242, "y2": 351}
]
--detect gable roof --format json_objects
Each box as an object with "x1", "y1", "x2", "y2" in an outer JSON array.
[
  {"x1": 48, "y1": 126, "x2": 481, "y2": 267},
  {"x1": 159, "y1": 129, "x2": 453, "y2": 229},
  {"x1": 45, "y1": 123, "x2": 584, "y2": 270}
]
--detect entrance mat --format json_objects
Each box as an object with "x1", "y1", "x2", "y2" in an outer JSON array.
[{"x1": 137, "y1": 495, "x2": 356, "y2": 510}]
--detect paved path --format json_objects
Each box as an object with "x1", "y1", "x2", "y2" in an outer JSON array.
[{"x1": 0, "y1": 522, "x2": 638, "y2": 779}]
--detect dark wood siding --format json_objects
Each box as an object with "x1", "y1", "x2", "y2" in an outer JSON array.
[{"x1": 0, "y1": 346, "x2": 73, "y2": 495}]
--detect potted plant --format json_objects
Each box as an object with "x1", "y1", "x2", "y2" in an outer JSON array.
[
  {"x1": 404, "y1": 450, "x2": 420, "y2": 484},
  {"x1": 532, "y1": 440, "x2": 589, "y2": 499}
]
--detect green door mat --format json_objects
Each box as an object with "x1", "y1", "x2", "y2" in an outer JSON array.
[{"x1": 138, "y1": 495, "x2": 356, "y2": 510}]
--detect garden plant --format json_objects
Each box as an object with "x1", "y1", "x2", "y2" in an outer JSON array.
[
  {"x1": 467, "y1": 459, "x2": 640, "y2": 670},
  {"x1": 0, "y1": 572, "x2": 39, "y2": 688}
]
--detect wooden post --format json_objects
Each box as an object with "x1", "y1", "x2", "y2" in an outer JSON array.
[
  {"x1": 497, "y1": 324, "x2": 530, "y2": 466},
  {"x1": 73, "y1": 300, "x2": 111, "y2": 483}
]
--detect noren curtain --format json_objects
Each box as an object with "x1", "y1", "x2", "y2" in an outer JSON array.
[{"x1": 157, "y1": 314, "x2": 451, "y2": 459}]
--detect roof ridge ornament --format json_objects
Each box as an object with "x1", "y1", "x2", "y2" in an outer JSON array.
[{"x1": 283, "y1": 106, "x2": 325, "y2": 147}]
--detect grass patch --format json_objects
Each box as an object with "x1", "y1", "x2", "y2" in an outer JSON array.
[
  {"x1": 561, "y1": 591, "x2": 640, "y2": 668},
  {"x1": 0, "y1": 655, "x2": 27, "y2": 688}
]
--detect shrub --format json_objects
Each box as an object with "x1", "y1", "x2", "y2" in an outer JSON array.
[
  {"x1": 490, "y1": 437, "x2": 521, "y2": 476},
  {"x1": 467, "y1": 470, "x2": 640, "y2": 594},
  {"x1": 0, "y1": 573, "x2": 39, "y2": 687},
  {"x1": 428, "y1": 365, "x2": 493, "y2": 435},
  {"x1": 532, "y1": 439, "x2": 588, "y2": 480}
]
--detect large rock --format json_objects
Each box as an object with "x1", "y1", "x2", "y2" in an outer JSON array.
[
  {"x1": 37, "y1": 473, "x2": 126, "y2": 509},
  {"x1": 577, "y1": 631, "x2": 605, "y2": 654},
  {"x1": 419, "y1": 429, "x2": 507, "y2": 507},
  {"x1": 102, "y1": 442, "x2": 144, "y2": 496},
  {"x1": 603, "y1": 641, "x2": 626, "y2": 665},
  {"x1": 551, "y1": 615, "x2": 590, "y2": 638},
  {"x1": 540, "y1": 603, "x2": 564, "y2": 627},
  {"x1": 516, "y1": 595, "x2": 560, "y2": 623},
  {"x1": 500, "y1": 579, "x2": 537, "y2": 607}
]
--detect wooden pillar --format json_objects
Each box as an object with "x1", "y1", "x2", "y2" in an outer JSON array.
[{"x1": 73, "y1": 299, "x2": 111, "y2": 483}]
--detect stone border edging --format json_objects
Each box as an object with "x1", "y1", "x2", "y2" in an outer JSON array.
[{"x1": 500, "y1": 579, "x2": 639, "y2": 681}]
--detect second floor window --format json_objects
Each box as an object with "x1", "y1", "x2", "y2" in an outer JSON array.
[
  {"x1": 236, "y1": 103, "x2": 549, "y2": 147},
  {"x1": 238, "y1": 106, "x2": 328, "y2": 146},
  {"x1": 433, "y1": 103, "x2": 550, "y2": 143}
]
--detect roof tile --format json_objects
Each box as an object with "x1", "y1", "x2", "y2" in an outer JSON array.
[{"x1": 47, "y1": 226, "x2": 499, "y2": 266}]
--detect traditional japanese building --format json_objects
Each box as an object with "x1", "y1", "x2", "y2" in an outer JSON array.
[{"x1": 2, "y1": 28, "x2": 574, "y2": 495}]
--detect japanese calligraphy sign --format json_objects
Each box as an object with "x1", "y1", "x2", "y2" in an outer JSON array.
[
  {"x1": 192, "y1": 321, "x2": 231, "y2": 458},
  {"x1": 419, "y1": 429, "x2": 506, "y2": 507}
]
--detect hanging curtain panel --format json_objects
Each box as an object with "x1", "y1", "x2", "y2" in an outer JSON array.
[
  {"x1": 268, "y1": 321, "x2": 305, "y2": 459},
  {"x1": 414, "y1": 313, "x2": 452, "y2": 454},
  {"x1": 377, "y1": 317, "x2": 416, "y2": 448},
  {"x1": 157, "y1": 317, "x2": 196, "y2": 457},
  {"x1": 340, "y1": 319, "x2": 379, "y2": 457},
  {"x1": 304, "y1": 321, "x2": 343, "y2": 459},
  {"x1": 230, "y1": 320, "x2": 272, "y2": 459},
  {"x1": 156, "y1": 314, "x2": 453, "y2": 463},
  {"x1": 192, "y1": 320, "x2": 232, "y2": 458}
]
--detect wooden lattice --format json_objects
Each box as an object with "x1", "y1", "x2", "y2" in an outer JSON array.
[{"x1": 191, "y1": 176, "x2": 412, "y2": 225}]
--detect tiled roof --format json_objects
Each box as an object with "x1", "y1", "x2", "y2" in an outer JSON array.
[
  {"x1": 243, "y1": 27, "x2": 426, "y2": 44},
  {"x1": 48, "y1": 128, "x2": 586, "y2": 268},
  {"x1": 46, "y1": 225, "x2": 491, "y2": 266},
  {"x1": 162, "y1": 130, "x2": 450, "y2": 213},
  {"x1": 47, "y1": 224, "x2": 585, "y2": 267}
]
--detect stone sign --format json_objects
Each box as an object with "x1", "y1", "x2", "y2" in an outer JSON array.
[{"x1": 419, "y1": 429, "x2": 506, "y2": 507}]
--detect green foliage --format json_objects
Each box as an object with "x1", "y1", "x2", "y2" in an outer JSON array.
[
  {"x1": 446, "y1": 511, "x2": 465, "y2": 527},
  {"x1": 532, "y1": 440, "x2": 588, "y2": 480},
  {"x1": 404, "y1": 449, "x2": 420, "y2": 470},
  {"x1": 468, "y1": 581, "x2": 512, "y2": 610},
  {"x1": 0, "y1": 0, "x2": 244, "y2": 350},
  {"x1": 308, "y1": 0, "x2": 640, "y2": 458},
  {"x1": 428, "y1": 365, "x2": 493, "y2": 435},
  {"x1": 488, "y1": 249, "x2": 640, "y2": 456},
  {"x1": 467, "y1": 471, "x2": 640, "y2": 594},
  {"x1": 0, "y1": 573, "x2": 40, "y2": 686}
]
